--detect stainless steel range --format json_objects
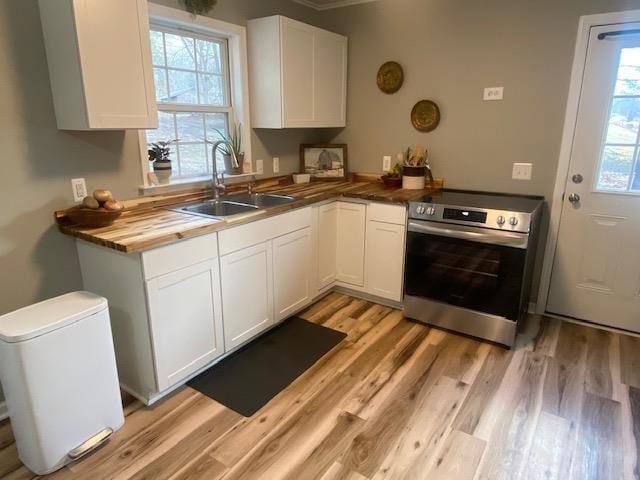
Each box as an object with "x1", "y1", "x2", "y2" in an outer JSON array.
[{"x1": 403, "y1": 190, "x2": 544, "y2": 348}]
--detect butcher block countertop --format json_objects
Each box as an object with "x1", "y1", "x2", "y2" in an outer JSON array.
[{"x1": 55, "y1": 176, "x2": 442, "y2": 253}]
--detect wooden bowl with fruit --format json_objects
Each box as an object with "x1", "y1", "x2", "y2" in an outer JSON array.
[{"x1": 65, "y1": 189, "x2": 124, "y2": 228}]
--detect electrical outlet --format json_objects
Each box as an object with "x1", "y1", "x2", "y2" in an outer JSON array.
[
  {"x1": 383, "y1": 156, "x2": 392, "y2": 172},
  {"x1": 483, "y1": 87, "x2": 504, "y2": 101},
  {"x1": 273, "y1": 157, "x2": 280, "y2": 173},
  {"x1": 71, "y1": 178, "x2": 87, "y2": 202},
  {"x1": 512, "y1": 163, "x2": 533, "y2": 180},
  {"x1": 256, "y1": 159, "x2": 264, "y2": 175}
]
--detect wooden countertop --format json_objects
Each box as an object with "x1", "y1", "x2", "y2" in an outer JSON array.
[{"x1": 55, "y1": 178, "x2": 441, "y2": 253}]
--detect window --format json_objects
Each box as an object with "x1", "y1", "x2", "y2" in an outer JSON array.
[
  {"x1": 596, "y1": 47, "x2": 640, "y2": 192},
  {"x1": 146, "y1": 25, "x2": 232, "y2": 179}
]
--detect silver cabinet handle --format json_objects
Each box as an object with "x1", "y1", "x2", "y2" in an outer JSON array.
[{"x1": 568, "y1": 193, "x2": 581, "y2": 204}]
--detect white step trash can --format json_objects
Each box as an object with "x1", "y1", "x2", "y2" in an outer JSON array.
[{"x1": 0, "y1": 291, "x2": 124, "y2": 475}]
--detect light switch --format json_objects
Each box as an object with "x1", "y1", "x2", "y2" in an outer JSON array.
[
  {"x1": 484, "y1": 87, "x2": 504, "y2": 101},
  {"x1": 383, "y1": 156, "x2": 392, "y2": 172},
  {"x1": 512, "y1": 163, "x2": 533, "y2": 180},
  {"x1": 256, "y1": 159, "x2": 264, "y2": 175},
  {"x1": 273, "y1": 157, "x2": 280, "y2": 173}
]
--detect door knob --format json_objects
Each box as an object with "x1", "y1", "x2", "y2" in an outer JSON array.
[{"x1": 568, "y1": 193, "x2": 581, "y2": 204}]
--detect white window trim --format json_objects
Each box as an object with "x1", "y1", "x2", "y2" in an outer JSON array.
[{"x1": 139, "y1": 3, "x2": 252, "y2": 191}]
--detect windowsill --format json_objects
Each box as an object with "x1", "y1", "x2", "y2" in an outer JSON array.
[
  {"x1": 138, "y1": 171, "x2": 260, "y2": 196},
  {"x1": 139, "y1": 175, "x2": 213, "y2": 195}
]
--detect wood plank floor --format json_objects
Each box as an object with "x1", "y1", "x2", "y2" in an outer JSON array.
[{"x1": 1, "y1": 292, "x2": 639, "y2": 480}]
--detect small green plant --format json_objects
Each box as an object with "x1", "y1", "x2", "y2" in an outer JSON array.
[
  {"x1": 386, "y1": 163, "x2": 403, "y2": 178},
  {"x1": 212, "y1": 123, "x2": 243, "y2": 157},
  {"x1": 148, "y1": 140, "x2": 177, "y2": 163},
  {"x1": 182, "y1": 0, "x2": 217, "y2": 15}
]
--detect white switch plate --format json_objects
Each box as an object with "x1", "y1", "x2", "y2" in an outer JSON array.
[
  {"x1": 256, "y1": 159, "x2": 264, "y2": 175},
  {"x1": 382, "y1": 156, "x2": 392, "y2": 172},
  {"x1": 71, "y1": 178, "x2": 87, "y2": 202},
  {"x1": 512, "y1": 163, "x2": 533, "y2": 180},
  {"x1": 273, "y1": 157, "x2": 280, "y2": 173},
  {"x1": 483, "y1": 87, "x2": 504, "y2": 101}
]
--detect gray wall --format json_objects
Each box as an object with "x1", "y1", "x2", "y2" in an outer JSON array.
[
  {"x1": 316, "y1": 0, "x2": 640, "y2": 300},
  {"x1": 0, "y1": 0, "x2": 330, "y2": 317}
]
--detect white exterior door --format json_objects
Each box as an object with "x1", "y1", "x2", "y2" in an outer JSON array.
[
  {"x1": 146, "y1": 260, "x2": 224, "y2": 392},
  {"x1": 548, "y1": 23, "x2": 640, "y2": 332},
  {"x1": 336, "y1": 202, "x2": 366, "y2": 286},
  {"x1": 273, "y1": 228, "x2": 312, "y2": 321},
  {"x1": 220, "y1": 242, "x2": 274, "y2": 350}
]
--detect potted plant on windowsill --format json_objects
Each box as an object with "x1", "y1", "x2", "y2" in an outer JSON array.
[
  {"x1": 214, "y1": 124, "x2": 244, "y2": 175},
  {"x1": 148, "y1": 140, "x2": 177, "y2": 185}
]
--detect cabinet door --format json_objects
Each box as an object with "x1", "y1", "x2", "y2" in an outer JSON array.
[
  {"x1": 314, "y1": 31, "x2": 347, "y2": 127},
  {"x1": 39, "y1": 0, "x2": 157, "y2": 130},
  {"x1": 220, "y1": 242, "x2": 274, "y2": 350},
  {"x1": 146, "y1": 260, "x2": 224, "y2": 392},
  {"x1": 273, "y1": 228, "x2": 312, "y2": 321},
  {"x1": 317, "y1": 203, "x2": 338, "y2": 289},
  {"x1": 336, "y1": 202, "x2": 367, "y2": 286},
  {"x1": 364, "y1": 221, "x2": 406, "y2": 301},
  {"x1": 281, "y1": 18, "x2": 315, "y2": 127}
]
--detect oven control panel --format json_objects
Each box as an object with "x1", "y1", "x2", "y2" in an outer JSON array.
[{"x1": 409, "y1": 203, "x2": 532, "y2": 233}]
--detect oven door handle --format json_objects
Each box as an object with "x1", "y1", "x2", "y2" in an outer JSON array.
[{"x1": 408, "y1": 220, "x2": 529, "y2": 249}]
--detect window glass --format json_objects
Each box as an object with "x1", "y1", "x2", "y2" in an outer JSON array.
[
  {"x1": 597, "y1": 47, "x2": 640, "y2": 192},
  {"x1": 146, "y1": 27, "x2": 231, "y2": 178}
]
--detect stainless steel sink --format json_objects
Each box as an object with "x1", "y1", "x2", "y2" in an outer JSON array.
[
  {"x1": 174, "y1": 200, "x2": 260, "y2": 219},
  {"x1": 227, "y1": 193, "x2": 296, "y2": 208}
]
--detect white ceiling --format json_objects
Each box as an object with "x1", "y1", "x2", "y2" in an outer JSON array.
[{"x1": 291, "y1": 0, "x2": 379, "y2": 11}]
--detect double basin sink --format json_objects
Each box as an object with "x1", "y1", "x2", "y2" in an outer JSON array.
[{"x1": 173, "y1": 193, "x2": 296, "y2": 219}]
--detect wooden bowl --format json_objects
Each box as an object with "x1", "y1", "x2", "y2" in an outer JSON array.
[
  {"x1": 381, "y1": 175, "x2": 402, "y2": 188},
  {"x1": 65, "y1": 206, "x2": 122, "y2": 228}
]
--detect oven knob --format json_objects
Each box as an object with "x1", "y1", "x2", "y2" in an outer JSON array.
[
  {"x1": 416, "y1": 205, "x2": 426, "y2": 214},
  {"x1": 426, "y1": 206, "x2": 436, "y2": 216},
  {"x1": 496, "y1": 215, "x2": 506, "y2": 225},
  {"x1": 509, "y1": 217, "x2": 519, "y2": 226}
]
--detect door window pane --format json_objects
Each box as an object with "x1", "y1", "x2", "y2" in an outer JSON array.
[
  {"x1": 605, "y1": 98, "x2": 640, "y2": 144},
  {"x1": 596, "y1": 146, "x2": 634, "y2": 191},
  {"x1": 596, "y1": 47, "x2": 640, "y2": 193}
]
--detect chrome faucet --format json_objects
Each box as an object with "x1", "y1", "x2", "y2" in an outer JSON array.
[{"x1": 209, "y1": 140, "x2": 240, "y2": 200}]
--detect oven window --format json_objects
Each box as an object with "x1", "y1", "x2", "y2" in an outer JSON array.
[{"x1": 404, "y1": 231, "x2": 526, "y2": 320}]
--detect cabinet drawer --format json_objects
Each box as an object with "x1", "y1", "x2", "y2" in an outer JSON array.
[
  {"x1": 366, "y1": 202, "x2": 407, "y2": 225},
  {"x1": 142, "y1": 233, "x2": 218, "y2": 279},
  {"x1": 218, "y1": 207, "x2": 312, "y2": 256}
]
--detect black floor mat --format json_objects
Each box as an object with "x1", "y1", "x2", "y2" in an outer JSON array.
[{"x1": 187, "y1": 316, "x2": 347, "y2": 417}]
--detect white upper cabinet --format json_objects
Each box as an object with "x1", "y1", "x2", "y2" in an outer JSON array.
[
  {"x1": 248, "y1": 16, "x2": 347, "y2": 129},
  {"x1": 39, "y1": 0, "x2": 158, "y2": 130}
]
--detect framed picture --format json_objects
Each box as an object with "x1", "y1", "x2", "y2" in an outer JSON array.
[{"x1": 300, "y1": 144, "x2": 348, "y2": 180}]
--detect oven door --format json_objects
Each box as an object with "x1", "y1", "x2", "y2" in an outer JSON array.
[{"x1": 404, "y1": 220, "x2": 528, "y2": 320}]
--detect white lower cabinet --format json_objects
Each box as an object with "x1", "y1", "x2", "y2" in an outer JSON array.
[
  {"x1": 364, "y1": 221, "x2": 406, "y2": 302},
  {"x1": 220, "y1": 241, "x2": 275, "y2": 350},
  {"x1": 273, "y1": 228, "x2": 312, "y2": 321},
  {"x1": 146, "y1": 260, "x2": 224, "y2": 392},
  {"x1": 316, "y1": 203, "x2": 338, "y2": 289},
  {"x1": 336, "y1": 202, "x2": 367, "y2": 286}
]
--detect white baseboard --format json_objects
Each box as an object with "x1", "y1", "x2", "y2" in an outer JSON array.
[{"x1": 0, "y1": 401, "x2": 8, "y2": 421}]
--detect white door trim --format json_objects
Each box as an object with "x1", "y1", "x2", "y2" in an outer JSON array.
[{"x1": 537, "y1": 9, "x2": 640, "y2": 315}]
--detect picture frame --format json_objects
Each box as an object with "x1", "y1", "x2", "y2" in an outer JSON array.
[{"x1": 300, "y1": 144, "x2": 348, "y2": 181}]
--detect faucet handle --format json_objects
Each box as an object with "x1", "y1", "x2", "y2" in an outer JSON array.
[{"x1": 247, "y1": 175, "x2": 255, "y2": 194}]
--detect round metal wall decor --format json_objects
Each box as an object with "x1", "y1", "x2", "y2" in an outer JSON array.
[
  {"x1": 376, "y1": 61, "x2": 404, "y2": 94},
  {"x1": 411, "y1": 100, "x2": 441, "y2": 132}
]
